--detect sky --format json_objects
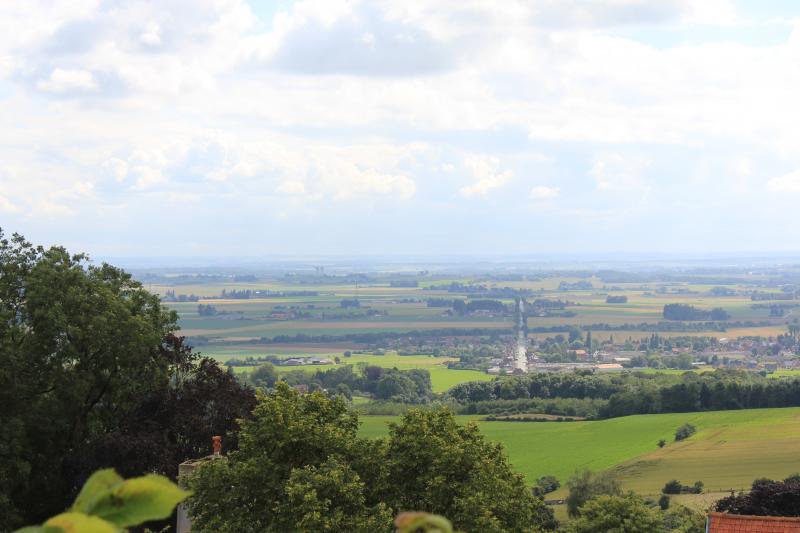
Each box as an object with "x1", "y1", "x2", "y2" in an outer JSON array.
[{"x1": 2, "y1": 0, "x2": 800, "y2": 259}]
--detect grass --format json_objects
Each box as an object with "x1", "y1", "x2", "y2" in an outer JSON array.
[
  {"x1": 358, "y1": 407, "x2": 800, "y2": 496},
  {"x1": 209, "y1": 351, "x2": 493, "y2": 393}
]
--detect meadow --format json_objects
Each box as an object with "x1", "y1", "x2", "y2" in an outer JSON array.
[
  {"x1": 209, "y1": 350, "x2": 494, "y2": 393},
  {"x1": 358, "y1": 407, "x2": 800, "y2": 496}
]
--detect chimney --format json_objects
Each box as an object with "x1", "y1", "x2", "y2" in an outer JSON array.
[
  {"x1": 212, "y1": 435, "x2": 222, "y2": 457},
  {"x1": 177, "y1": 436, "x2": 226, "y2": 533}
]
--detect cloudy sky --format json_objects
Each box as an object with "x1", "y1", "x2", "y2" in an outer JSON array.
[{"x1": 2, "y1": 0, "x2": 800, "y2": 259}]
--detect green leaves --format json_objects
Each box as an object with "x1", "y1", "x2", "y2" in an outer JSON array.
[
  {"x1": 45, "y1": 513, "x2": 119, "y2": 533},
  {"x1": 13, "y1": 469, "x2": 190, "y2": 533},
  {"x1": 80, "y1": 472, "x2": 190, "y2": 527},
  {"x1": 394, "y1": 512, "x2": 457, "y2": 533},
  {"x1": 72, "y1": 469, "x2": 124, "y2": 515}
]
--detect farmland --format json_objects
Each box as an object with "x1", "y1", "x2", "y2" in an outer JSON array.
[
  {"x1": 156, "y1": 273, "x2": 796, "y2": 353},
  {"x1": 359, "y1": 407, "x2": 800, "y2": 496},
  {"x1": 149, "y1": 268, "x2": 800, "y2": 395}
]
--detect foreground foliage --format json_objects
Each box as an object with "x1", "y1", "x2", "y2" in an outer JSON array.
[
  {"x1": 0, "y1": 230, "x2": 255, "y2": 530},
  {"x1": 188, "y1": 383, "x2": 555, "y2": 532},
  {"x1": 14, "y1": 469, "x2": 189, "y2": 533}
]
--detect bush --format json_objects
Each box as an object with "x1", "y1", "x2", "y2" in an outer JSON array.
[
  {"x1": 533, "y1": 475, "x2": 560, "y2": 497},
  {"x1": 663, "y1": 480, "x2": 682, "y2": 494},
  {"x1": 674, "y1": 423, "x2": 696, "y2": 441},
  {"x1": 658, "y1": 494, "x2": 671, "y2": 510},
  {"x1": 570, "y1": 493, "x2": 663, "y2": 533},
  {"x1": 566, "y1": 470, "x2": 622, "y2": 517}
]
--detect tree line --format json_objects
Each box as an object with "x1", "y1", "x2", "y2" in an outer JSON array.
[{"x1": 447, "y1": 370, "x2": 800, "y2": 419}]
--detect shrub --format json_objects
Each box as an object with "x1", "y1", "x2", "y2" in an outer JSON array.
[
  {"x1": 659, "y1": 494, "x2": 671, "y2": 510},
  {"x1": 566, "y1": 470, "x2": 622, "y2": 517},
  {"x1": 663, "y1": 480, "x2": 682, "y2": 494},
  {"x1": 674, "y1": 423, "x2": 697, "y2": 441},
  {"x1": 533, "y1": 475, "x2": 560, "y2": 497}
]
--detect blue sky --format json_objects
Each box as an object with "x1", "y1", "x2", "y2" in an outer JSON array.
[{"x1": 2, "y1": 0, "x2": 800, "y2": 259}]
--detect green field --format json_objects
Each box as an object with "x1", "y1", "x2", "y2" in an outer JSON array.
[
  {"x1": 159, "y1": 276, "x2": 793, "y2": 344},
  {"x1": 214, "y1": 351, "x2": 494, "y2": 393},
  {"x1": 359, "y1": 407, "x2": 800, "y2": 495}
]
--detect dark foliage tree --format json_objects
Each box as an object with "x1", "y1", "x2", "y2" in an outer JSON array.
[
  {"x1": 663, "y1": 480, "x2": 682, "y2": 494},
  {"x1": 0, "y1": 230, "x2": 255, "y2": 530},
  {"x1": 715, "y1": 477, "x2": 800, "y2": 516}
]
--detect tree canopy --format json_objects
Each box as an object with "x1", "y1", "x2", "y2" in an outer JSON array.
[
  {"x1": 188, "y1": 383, "x2": 555, "y2": 533},
  {"x1": 0, "y1": 230, "x2": 255, "y2": 530}
]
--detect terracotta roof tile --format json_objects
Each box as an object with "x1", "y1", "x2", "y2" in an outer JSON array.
[{"x1": 708, "y1": 512, "x2": 800, "y2": 533}]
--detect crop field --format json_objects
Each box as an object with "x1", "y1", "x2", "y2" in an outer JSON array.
[
  {"x1": 160, "y1": 277, "x2": 793, "y2": 344},
  {"x1": 154, "y1": 274, "x2": 796, "y2": 393},
  {"x1": 359, "y1": 407, "x2": 800, "y2": 495}
]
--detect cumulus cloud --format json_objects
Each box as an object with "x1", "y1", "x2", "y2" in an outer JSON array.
[
  {"x1": 4, "y1": 0, "x2": 800, "y2": 254},
  {"x1": 530, "y1": 185, "x2": 560, "y2": 199},
  {"x1": 767, "y1": 169, "x2": 800, "y2": 193},
  {"x1": 267, "y1": 3, "x2": 454, "y2": 76},
  {"x1": 324, "y1": 166, "x2": 416, "y2": 200},
  {"x1": 37, "y1": 68, "x2": 97, "y2": 93},
  {"x1": 459, "y1": 156, "x2": 513, "y2": 197}
]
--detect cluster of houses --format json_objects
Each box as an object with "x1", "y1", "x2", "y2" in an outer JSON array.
[{"x1": 485, "y1": 338, "x2": 800, "y2": 376}]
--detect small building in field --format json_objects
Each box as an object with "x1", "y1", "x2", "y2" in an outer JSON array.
[
  {"x1": 282, "y1": 358, "x2": 306, "y2": 366},
  {"x1": 594, "y1": 363, "x2": 624, "y2": 372}
]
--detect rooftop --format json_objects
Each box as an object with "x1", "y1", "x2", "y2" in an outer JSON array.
[{"x1": 707, "y1": 512, "x2": 800, "y2": 533}]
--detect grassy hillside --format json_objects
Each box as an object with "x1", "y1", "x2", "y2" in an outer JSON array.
[{"x1": 359, "y1": 408, "x2": 800, "y2": 494}]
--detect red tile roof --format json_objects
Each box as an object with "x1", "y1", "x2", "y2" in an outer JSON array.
[{"x1": 708, "y1": 512, "x2": 800, "y2": 533}]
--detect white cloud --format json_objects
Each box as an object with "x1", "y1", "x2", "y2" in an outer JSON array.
[
  {"x1": 35, "y1": 198, "x2": 75, "y2": 217},
  {"x1": 590, "y1": 154, "x2": 651, "y2": 192},
  {"x1": 0, "y1": 194, "x2": 18, "y2": 213},
  {"x1": 36, "y1": 68, "x2": 97, "y2": 93},
  {"x1": 767, "y1": 169, "x2": 800, "y2": 193},
  {"x1": 530, "y1": 185, "x2": 560, "y2": 199},
  {"x1": 4, "y1": 0, "x2": 800, "y2": 254},
  {"x1": 459, "y1": 155, "x2": 513, "y2": 197},
  {"x1": 275, "y1": 181, "x2": 306, "y2": 195},
  {"x1": 328, "y1": 168, "x2": 416, "y2": 200}
]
